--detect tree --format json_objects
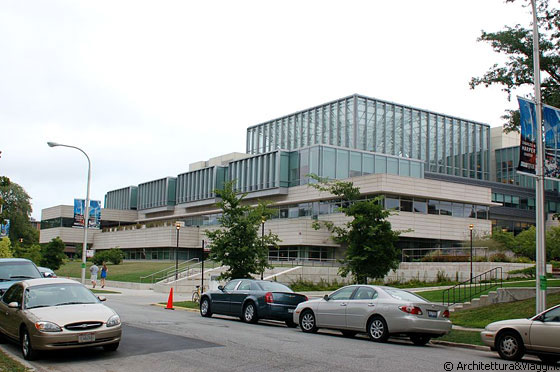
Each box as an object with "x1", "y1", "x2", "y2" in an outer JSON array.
[
  {"x1": 206, "y1": 181, "x2": 280, "y2": 280},
  {"x1": 470, "y1": 0, "x2": 560, "y2": 132},
  {"x1": 41, "y1": 237, "x2": 66, "y2": 270},
  {"x1": 13, "y1": 243, "x2": 42, "y2": 265},
  {"x1": 0, "y1": 237, "x2": 13, "y2": 258},
  {"x1": 309, "y1": 175, "x2": 400, "y2": 283},
  {"x1": 93, "y1": 248, "x2": 124, "y2": 265},
  {"x1": 0, "y1": 177, "x2": 38, "y2": 246}
]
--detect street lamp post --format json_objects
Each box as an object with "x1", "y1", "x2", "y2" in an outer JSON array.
[
  {"x1": 175, "y1": 223, "x2": 181, "y2": 281},
  {"x1": 261, "y1": 217, "x2": 265, "y2": 280},
  {"x1": 47, "y1": 142, "x2": 91, "y2": 285},
  {"x1": 469, "y1": 224, "x2": 474, "y2": 284}
]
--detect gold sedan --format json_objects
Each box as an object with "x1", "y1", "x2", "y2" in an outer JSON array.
[{"x1": 0, "y1": 278, "x2": 122, "y2": 360}]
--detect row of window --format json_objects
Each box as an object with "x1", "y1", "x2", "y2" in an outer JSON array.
[{"x1": 491, "y1": 192, "x2": 560, "y2": 213}]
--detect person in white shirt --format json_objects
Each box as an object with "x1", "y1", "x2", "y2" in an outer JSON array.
[{"x1": 89, "y1": 263, "x2": 99, "y2": 288}]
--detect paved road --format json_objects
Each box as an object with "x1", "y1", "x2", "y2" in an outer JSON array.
[{"x1": 1, "y1": 288, "x2": 549, "y2": 372}]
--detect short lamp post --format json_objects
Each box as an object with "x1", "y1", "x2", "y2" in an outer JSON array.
[
  {"x1": 469, "y1": 224, "x2": 474, "y2": 284},
  {"x1": 175, "y1": 222, "x2": 181, "y2": 281},
  {"x1": 261, "y1": 217, "x2": 266, "y2": 280},
  {"x1": 47, "y1": 142, "x2": 91, "y2": 285}
]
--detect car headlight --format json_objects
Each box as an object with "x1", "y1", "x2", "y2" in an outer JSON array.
[
  {"x1": 35, "y1": 321, "x2": 62, "y2": 332},
  {"x1": 106, "y1": 315, "x2": 121, "y2": 327}
]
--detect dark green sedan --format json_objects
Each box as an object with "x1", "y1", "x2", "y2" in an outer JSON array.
[{"x1": 199, "y1": 279, "x2": 308, "y2": 327}]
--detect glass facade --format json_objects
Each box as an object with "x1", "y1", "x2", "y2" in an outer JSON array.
[
  {"x1": 137, "y1": 177, "x2": 177, "y2": 210},
  {"x1": 228, "y1": 151, "x2": 290, "y2": 193},
  {"x1": 495, "y1": 146, "x2": 559, "y2": 191},
  {"x1": 104, "y1": 186, "x2": 138, "y2": 210},
  {"x1": 247, "y1": 94, "x2": 490, "y2": 180},
  {"x1": 176, "y1": 166, "x2": 227, "y2": 204}
]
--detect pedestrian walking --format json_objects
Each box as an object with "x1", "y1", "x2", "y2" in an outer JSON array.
[
  {"x1": 100, "y1": 262, "x2": 108, "y2": 288},
  {"x1": 90, "y1": 263, "x2": 99, "y2": 288}
]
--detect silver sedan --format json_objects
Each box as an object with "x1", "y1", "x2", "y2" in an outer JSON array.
[{"x1": 293, "y1": 285, "x2": 451, "y2": 345}]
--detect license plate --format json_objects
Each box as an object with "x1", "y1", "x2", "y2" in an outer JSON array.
[
  {"x1": 288, "y1": 308, "x2": 294, "y2": 313},
  {"x1": 78, "y1": 333, "x2": 95, "y2": 343},
  {"x1": 427, "y1": 310, "x2": 437, "y2": 318}
]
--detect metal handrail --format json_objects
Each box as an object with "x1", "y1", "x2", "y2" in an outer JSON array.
[
  {"x1": 139, "y1": 258, "x2": 199, "y2": 284},
  {"x1": 158, "y1": 260, "x2": 221, "y2": 283},
  {"x1": 442, "y1": 267, "x2": 503, "y2": 306}
]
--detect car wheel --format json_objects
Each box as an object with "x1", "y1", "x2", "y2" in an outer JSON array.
[
  {"x1": 243, "y1": 302, "x2": 258, "y2": 324},
  {"x1": 367, "y1": 316, "x2": 389, "y2": 343},
  {"x1": 341, "y1": 331, "x2": 357, "y2": 338},
  {"x1": 538, "y1": 355, "x2": 559, "y2": 365},
  {"x1": 103, "y1": 342, "x2": 119, "y2": 352},
  {"x1": 285, "y1": 320, "x2": 298, "y2": 328},
  {"x1": 299, "y1": 310, "x2": 318, "y2": 333},
  {"x1": 496, "y1": 331, "x2": 524, "y2": 361},
  {"x1": 21, "y1": 328, "x2": 38, "y2": 361},
  {"x1": 410, "y1": 334, "x2": 431, "y2": 346},
  {"x1": 200, "y1": 298, "x2": 212, "y2": 318}
]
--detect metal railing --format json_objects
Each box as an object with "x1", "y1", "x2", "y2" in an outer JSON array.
[
  {"x1": 267, "y1": 258, "x2": 340, "y2": 267},
  {"x1": 442, "y1": 267, "x2": 503, "y2": 306},
  {"x1": 158, "y1": 260, "x2": 222, "y2": 284},
  {"x1": 401, "y1": 247, "x2": 489, "y2": 262},
  {"x1": 139, "y1": 258, "x2": 199, "y2": 284}
]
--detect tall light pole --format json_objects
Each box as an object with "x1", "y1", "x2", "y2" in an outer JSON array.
[
  {"x1": 261, "y1": 217, "x2": 265, "y2": 280},
  {"x1": 469, "y1": 224, "x2": 474, "y2": 284},
  {"x1": 175, "y1": 222, "x2": 180, "y2": 281},
  {"x1": 530, "y1": 0, "x2": 547, "y2": 314},
  {"x1": 47, "y1": 142, "x2": 91, "y2": 285}
]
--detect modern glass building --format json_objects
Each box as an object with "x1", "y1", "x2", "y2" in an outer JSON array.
[{"x1": 246, "y1": 94, "x2": 490, "y2": 180}]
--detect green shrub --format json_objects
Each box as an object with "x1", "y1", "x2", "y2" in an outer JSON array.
[
  {"x1": 489, "y1": 252, "x2": 511, "y2": 262},
  {"x1": 514, "y1": 256, "x2": 533, "y2": 264},
  {"x1": 473, "y1": 256, "x2": 488, "y2": 262},
  {"x1": 92, "y1": 248, "x2": 124, "y2": 265}
]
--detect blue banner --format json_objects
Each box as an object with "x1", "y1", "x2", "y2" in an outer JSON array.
[
  {"x1": 517, "y1": 97, "x2": 538, "y2": 175},
  {"x1": 0, "y1": 219, "x2": 9, "y2": 238},
  {"x1": 543, "y1": 104, "x2": 560, "y2": 178},
  {"x1": 73, "y1": 199, "x2": 101, "y2": 229}
]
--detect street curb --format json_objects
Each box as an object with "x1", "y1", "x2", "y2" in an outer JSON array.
[
  {"x1": 431, "y1": 340, "x2": 490, "y2": 352},
  {"x1": 151, "y1": 303, "x2": 199, "y2": 313},
  {"x1": 0, "y1": 344, "x2": 37, "y2": 371}
]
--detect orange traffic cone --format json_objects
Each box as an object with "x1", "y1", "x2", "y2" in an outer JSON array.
[{"x1": 165, "y1": 287, "x2": 174, "y2": 310}]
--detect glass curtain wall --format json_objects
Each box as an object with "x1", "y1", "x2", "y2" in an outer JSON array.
[{"x1": 246, "y1": 94, "x2": 490, "y2": 180}]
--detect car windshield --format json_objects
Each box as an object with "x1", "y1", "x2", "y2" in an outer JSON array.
[
  {"x1": 0, "y1": 261, "x2": 42, "y2": 281},
  {"x1": 24, "y1": 283, "x2": 99, "y2": 309},
  {"x1": 383, "y1": 288, "x2": 427, "y2": 303},
  {"x1": 257, "y1": 282, "x2": 293, "y2": 292}
]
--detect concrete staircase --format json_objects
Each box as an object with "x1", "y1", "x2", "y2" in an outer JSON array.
[{"x1": 450, "y1": 287, "x2": 560, "y2": 312}]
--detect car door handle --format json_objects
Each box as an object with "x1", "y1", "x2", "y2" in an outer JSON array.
[
  {"x1": 340, "y1": 303, "x2": 347, "y2": 307},
  {"x1": 368, "y1": 303, "x2": 375, "y2": 307}
]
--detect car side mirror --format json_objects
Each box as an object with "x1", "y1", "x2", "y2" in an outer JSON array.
[
  {"x1": 218, "y1": 285, "x2": 224, "y2": 291},
  {"x1": 323, "y1": 294, "x2": 329, "y2": 301},
  {"x1": 98, "y1": 296, "x2": 107, "y2": 302},
  {"x1": 43, "y1": 272, "x2": 53, "y2": 278},
  {"x1": 8, "y1": 302, "x2": 19, "y2": 309}
]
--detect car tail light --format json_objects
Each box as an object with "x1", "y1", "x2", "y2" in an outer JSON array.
[
  {"x1": 265, "y1": 292, "x2": 274, "y2": 303},
  {"x1": 399, "y1": 305, "x2": 423, "y2": 315},
  {"x1": 442, "y1": 310, "x2": 450, "y2": 318}
]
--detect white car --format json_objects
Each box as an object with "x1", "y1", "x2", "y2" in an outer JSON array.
[
  {"x1": 481, "y1": 304, "x2": 560, "y2": 364},
  {"x1": 293, "y1": 285, "x2": 451, "y2": 345}
]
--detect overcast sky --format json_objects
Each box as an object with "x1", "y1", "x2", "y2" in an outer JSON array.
[{"x1": 1, "y1": 0, "x2": 536, "y2": 220}]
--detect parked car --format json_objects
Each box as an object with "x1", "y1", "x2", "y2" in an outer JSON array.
[
  {"x1": 481, "y1": 304, "x2": 560, "y2": 364},
  {"x1": 293, "y1": 285, "x2": 451, "y2": 345},
  {"x1": 0, "y1": 278, "x2": 122, "y2": 360},
  {"x1": 0, "y1": 258, "x2": 43, "y2": 296},
  {"x1": 199, "y1": 279, "x2": 308, "y2": 327},
  {"x1": 37, "y1": 267, "x2": 56, "y2": 278}
]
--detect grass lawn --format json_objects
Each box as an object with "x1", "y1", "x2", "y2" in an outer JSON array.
[
  {"x1": 159, "y1": 301, "x2": 199, "y2": 310},
  {"x1": 416, "y1": 279, "x2": 560, "y2": 304},
  {"x1": 90, "y1": 289, "x2": 121, "y2": 294},
  {"x1": 56, "y1": 261, "x2": 177, "y2": 283},
  {"x1": 436, "y1": 330, "x2": 484, "y2": 346},
  {"x1": 449, "y1": 292, "x2": 560, "y2": 329},
  {"x1": 0, "y1": 349, "x2": 30, "y2": 372}
]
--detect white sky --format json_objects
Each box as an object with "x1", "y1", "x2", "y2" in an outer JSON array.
[{"x1": 0, "y1": 0, "x2": 536, "y2": 220}]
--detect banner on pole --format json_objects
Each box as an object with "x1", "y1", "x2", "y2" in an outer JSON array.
[
  {"x1": 73, "y1": 199, "x2": 102, "y2": 229},
  {"x1": 517, "y1": 97, "x2": 560, "y2": 179},
  {"x1": 0, "y1": 219, "x2": 10, "y2": 238}
]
